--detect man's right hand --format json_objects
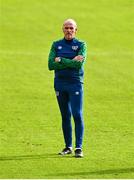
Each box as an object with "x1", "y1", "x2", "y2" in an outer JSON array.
[{"x1": 55, "y1": 57, "x2": 61, "y2": 62}]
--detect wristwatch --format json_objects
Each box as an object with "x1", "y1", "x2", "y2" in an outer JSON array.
[{"x1": 58, "y1": 57, "x2": 61, "y2": 62}]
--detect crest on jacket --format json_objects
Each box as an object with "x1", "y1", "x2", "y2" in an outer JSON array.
[{"x1": 72, "y1": 46, "x2": 78, "y2": 50}]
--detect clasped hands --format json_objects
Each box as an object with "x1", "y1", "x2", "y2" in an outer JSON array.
[{"x1": 55, "y1": 55, "x2": 84, "y2": 62}]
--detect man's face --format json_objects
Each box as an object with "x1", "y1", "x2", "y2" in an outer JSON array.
[{"x1": 63, "y1": 22, "x2": 77, "y2": 40}]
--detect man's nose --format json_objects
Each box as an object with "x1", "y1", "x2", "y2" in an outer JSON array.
[{"x1": 67, "y1": 28, "x2": 71, "y2": 32}]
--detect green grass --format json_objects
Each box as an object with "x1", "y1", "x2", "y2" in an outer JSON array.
[{"x1": 0, "y1": 0, "x2": 134, "y2": 178}]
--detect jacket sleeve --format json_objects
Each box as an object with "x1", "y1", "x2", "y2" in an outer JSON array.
[
  {"x1": 61, "y1": 41, "x2": 87, "y2": 69},
  {"x1": 48, "y1": 42, "x2": 67, "y2": 70}
]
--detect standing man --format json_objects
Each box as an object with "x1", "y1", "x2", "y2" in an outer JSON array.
[{"x1": 48, "y1": 19, "x2": 87, "y2": 158}]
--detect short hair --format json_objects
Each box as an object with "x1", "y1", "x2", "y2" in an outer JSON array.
[{"x1": 63, "y1": 19, "x2": 77, "y2": 29}]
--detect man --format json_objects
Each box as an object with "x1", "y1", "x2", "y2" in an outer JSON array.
[{"x1": 48, "y1": 19, "x2": 87, "y2": 158}]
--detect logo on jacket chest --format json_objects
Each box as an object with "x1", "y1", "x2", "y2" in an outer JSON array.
[
  {"x1": 57, "y1": 45, "x2": 78, "y2": 51},
  {"x1": 72, "y1": 46, "x2": 78, "y2": 50},
  {"x1": 58, "y1": 46, "x2": 62, "y2": 50}
]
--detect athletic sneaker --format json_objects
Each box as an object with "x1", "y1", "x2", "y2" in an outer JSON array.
[
  {"x1": 75, "y1": 148, "x2": 83, "y2": 158},
  {"x1": 58, "y1": 147, "x2": 73, "y2": 155}
]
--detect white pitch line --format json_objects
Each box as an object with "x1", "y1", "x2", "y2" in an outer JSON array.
[
  {"x1": 0, "y1": 51, "x2": 46, "y2": 56},
  {"x1": 0, "y1": 50, "x2": 133, "y2": 56}
]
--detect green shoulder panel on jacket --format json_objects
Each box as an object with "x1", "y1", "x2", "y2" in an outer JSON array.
[
  {"x1": 77, "y1": 41, "x2": 87, "y2": 60},
  {"x1": 48, "y1": 42, "x2": 67, "y2": 70}
]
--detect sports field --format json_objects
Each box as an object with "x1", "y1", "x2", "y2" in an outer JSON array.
[{"x1": 0, "y1": 0, "x2": 134, "y2": 178}]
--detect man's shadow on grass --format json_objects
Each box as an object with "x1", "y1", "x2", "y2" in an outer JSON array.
[
  {"x1": 0, "y1": 154, "x2": 134, "y2": 176},
  {"x1": 46, "y1": 168, "x2": 134, "y2": 177},
  {"x1": 0, "y1": 153, "x2": 73, "y2": 161}
]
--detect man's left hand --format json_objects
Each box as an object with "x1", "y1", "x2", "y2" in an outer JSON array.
[{"x1": 73, "y1": 55, "x2": 84, "y2": 62}]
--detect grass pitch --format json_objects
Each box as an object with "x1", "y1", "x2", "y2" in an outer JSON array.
[{"x1": 0, "y1": 0, "x2": 134, "y2": 178}]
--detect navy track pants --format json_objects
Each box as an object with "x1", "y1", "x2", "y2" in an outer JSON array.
[{"x1": 55, "y1": 82, "x2": 84, "y2": 149}]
